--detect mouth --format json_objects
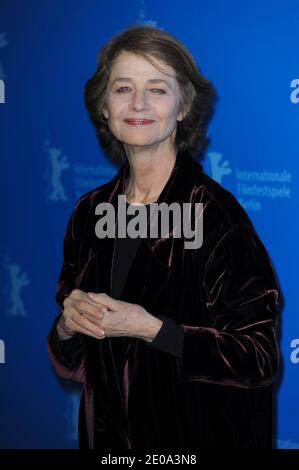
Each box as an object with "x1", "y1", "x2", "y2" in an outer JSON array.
[{"x1": 124, "y1": 119, "x2": 155, "y2": 126}]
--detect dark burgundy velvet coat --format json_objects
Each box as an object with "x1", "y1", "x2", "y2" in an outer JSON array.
[{"x1": 47, "y1": 150, "x2": 280, "y2": 449}]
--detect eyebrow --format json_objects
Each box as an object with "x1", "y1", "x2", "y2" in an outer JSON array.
[{"x1": 110, "y1": 77, "x2": 172, "y2": 88}]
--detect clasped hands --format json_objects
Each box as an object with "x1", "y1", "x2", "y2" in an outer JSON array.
[{"x1": 57, "y1": 289, "x2": 162, "y2": 343}]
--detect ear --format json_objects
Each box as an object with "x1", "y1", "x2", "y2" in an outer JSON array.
[
  {"x1": 103, "y1": 106, "x2": 108, "y2": 119},
  {"x1": 177, "y1": 98, "x2": 187, "y2": 122},
  {"x1": 177, "y1": 108, "x2": 187, "y2": 122},
  {"x1": 102, "y1": 93, "x2": 109, "y2": 119}
]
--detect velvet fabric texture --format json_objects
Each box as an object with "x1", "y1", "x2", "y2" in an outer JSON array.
[{"x1": 47, "y1": 150, "x2": 280, "y2": 449}]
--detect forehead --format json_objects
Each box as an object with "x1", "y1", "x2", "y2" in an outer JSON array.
[{"x1": 109, "y1": 51, "x2": 177, "y2": 82}]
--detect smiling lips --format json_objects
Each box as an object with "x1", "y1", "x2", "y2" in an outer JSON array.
[{"x1": 124, "y1": 119, "x2": 155, "y2": 126}]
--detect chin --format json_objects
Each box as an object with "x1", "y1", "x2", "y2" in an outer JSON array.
[{"x1": 121, "y1": 138, "x2": 158, "y2": 147}]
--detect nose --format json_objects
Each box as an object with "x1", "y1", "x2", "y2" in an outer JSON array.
[{"x1": 130, "y1": 89, "x2": 149, "y2": 111}]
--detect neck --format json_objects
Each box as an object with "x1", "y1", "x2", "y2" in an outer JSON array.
[{"x1": 124, "y1": 146, "x2": 177, "y2": 204}]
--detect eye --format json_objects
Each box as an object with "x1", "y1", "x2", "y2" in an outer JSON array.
[
  {"x1": 114, "y1": 87, "x2": 166, "y2": 95},
  {"x1": 115, "y1": 87, "x2": 131, "y2": 93},
  {"x1": 150, "y1": 89, "x2": 166, "y2": 94}
]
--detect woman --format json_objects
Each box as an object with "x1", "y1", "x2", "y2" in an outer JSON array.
[{"x1": 47, "y1": 25, "x2": 280, "y2": 449}]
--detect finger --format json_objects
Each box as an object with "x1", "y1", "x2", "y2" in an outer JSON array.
[
  {"x1": 81, "y1": 310, "x2": 108, "y2": 328},
  {"x1": 66, "y1": 310, "x2": 105, "y2": 339},
  {"x1": 71, "y1": 290, "x2": 107, "y2": 310},
  {"x1": 70, "y1": 298, "x2": 109, "y2": 332},
  {"x1": 67, "y1": 317, "x2": 105, "y2": 340},
  {"x1": 82, "y1": 292, "x2": 111, "y2": 309},
  {"x1": 64, "y1": 308, "x2": 105, "y2": 335},
  {"x1": 87, "y1": 292, "x2": 118, "y2": 311},
  {"x1": 70, "y1": 289, "x2": 106, "y2": 309},
  {"x1": 70, "y1": 289, "x2": 86, "y2": 300},
  {"x1": 74, "y1": 298, "x2": 108, "y2": 317}
]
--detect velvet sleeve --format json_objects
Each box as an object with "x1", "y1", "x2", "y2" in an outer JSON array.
[
  {"x1": 176, "y1": 225, "x2": 280, "y2": 388},
  {"x1": 145, "y1": 315, "x2": 184, "y2": 358},
  {"x1": 46, "y1": 209, "x2": 86, "y2": 383}
]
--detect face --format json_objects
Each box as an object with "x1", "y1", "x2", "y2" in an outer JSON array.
[{"x1": 103, "y1": 51, "x2": 185, "y2": 152}]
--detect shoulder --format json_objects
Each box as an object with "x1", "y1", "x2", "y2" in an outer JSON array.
[
  {"x1": 188, "y1": 160, "x2": 254, "y2": 236},
  {"x1": 186, "y1": 159, "x2": 266, "y2": 255}
]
